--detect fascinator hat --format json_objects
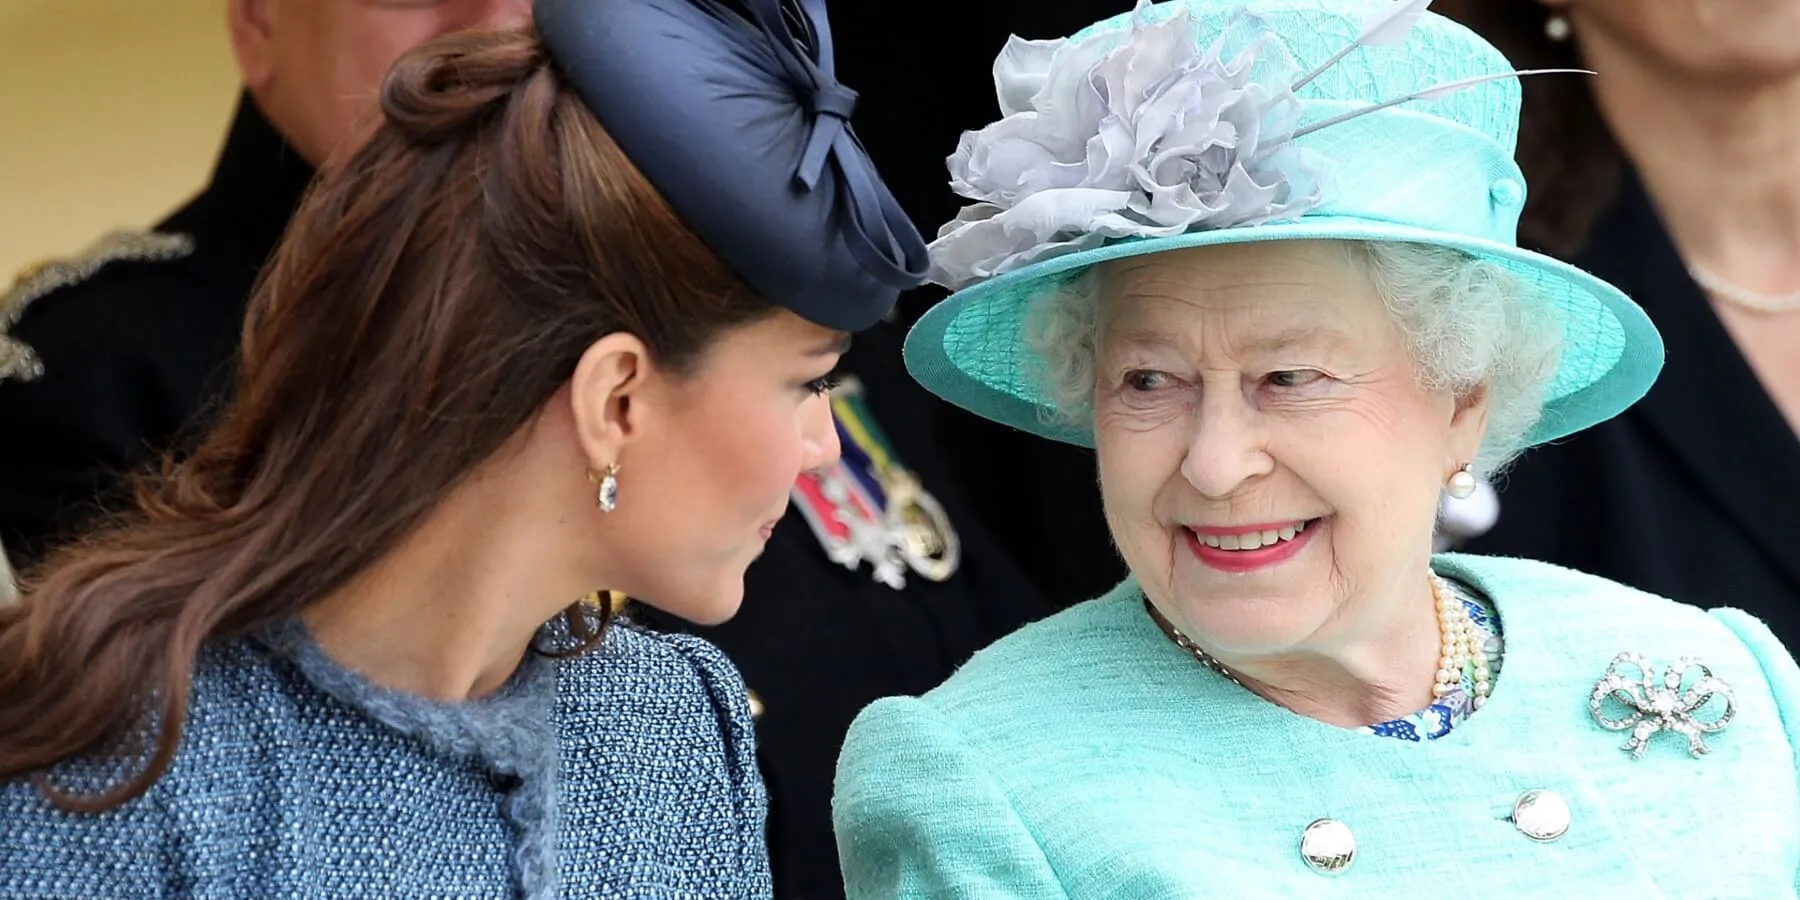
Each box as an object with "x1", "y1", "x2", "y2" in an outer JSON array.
[
  {"x1": 534, "y1": 0, "x2": 928, "y2": 331},
  {"x1": 904, "y1": 0, "x2": 1663, "y2": 446}
]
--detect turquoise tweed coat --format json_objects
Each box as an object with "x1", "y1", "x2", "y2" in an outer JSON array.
[{"x1": 833, "y1": 554, "x2": 1800, "y2": 897}]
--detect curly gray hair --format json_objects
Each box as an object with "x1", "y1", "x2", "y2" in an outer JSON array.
[{"x1": 1023, "y1": 240, "x2": 1565, "y2": 479}]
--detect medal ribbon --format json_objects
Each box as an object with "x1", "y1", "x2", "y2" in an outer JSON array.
[
  {"x1": 818, "y1": 382, "x2": 961, "y2": 584},
  {"x1": 830, "y1": 390, "x2": 902, "y2": 508}
]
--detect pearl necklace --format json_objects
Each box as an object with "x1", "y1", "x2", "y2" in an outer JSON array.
[
  {"x1": 1146, "y1": 573, "x2": 1490, "y2": 709},
  {"x1": 1688, "y1": 262, "x2": 1800, "y2": 315},
  {"x1": 1433, "y1": 572, "x2": 1491, "y2": 708}
]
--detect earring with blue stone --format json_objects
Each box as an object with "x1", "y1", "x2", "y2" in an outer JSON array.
[{"x1": 590, "y1": 463, "x2": 621, "y2": 513}]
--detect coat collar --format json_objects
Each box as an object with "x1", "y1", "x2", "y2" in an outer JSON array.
[
  {"x1": 1576, "y1": 171, "x2": 1800, "y2": 592},
  {"x1": 170, "y1": 94, "x2": 318, "y2": 273}
]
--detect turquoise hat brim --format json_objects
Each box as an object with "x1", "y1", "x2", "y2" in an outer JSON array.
[{"x1": 904, "y1": 215, "x2": 1664, "y2": 448}]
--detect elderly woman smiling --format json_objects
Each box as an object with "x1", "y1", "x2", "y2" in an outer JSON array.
[
  {"x1": 832, "y1": 0, "x2": 1800, "y2": 894},
  {"x1": 1050, "y1": 237, "x2": 1554, "y2": 726}
]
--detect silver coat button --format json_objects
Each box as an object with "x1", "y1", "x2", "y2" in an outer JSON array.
[
  {"x1": 1512, "y1": 789, "x2": 1571, "y2": 843},
  {"x1": 1299, "y1": 819, "x2": 1355, "y2": 875}
]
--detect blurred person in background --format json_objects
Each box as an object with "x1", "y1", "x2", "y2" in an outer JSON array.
[
  {"x1": 0, "y1": 0, "x2": 1048, "y2": 895},
  {"x1": 0, "y1": 0, "x2": 533, "y2": 569},
  {"x1": 1432, "y1": 0, "x2": 1800, "y2": 646}
]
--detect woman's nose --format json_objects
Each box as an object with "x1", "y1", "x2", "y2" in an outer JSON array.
[
  {"x1": 800, "y1": 397, "x2": 842, "y2": 472},
  {"x1": 1178, "y1": 389, "x2": 1273, "y2": 499}
]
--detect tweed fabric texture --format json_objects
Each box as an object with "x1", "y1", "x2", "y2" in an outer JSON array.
[
  {"x1": 0, "y1": 619, "x2": 772, "y2": 899},
  {"x1": 834, "y1": 554, "x2": 1800, "y2": 897}
]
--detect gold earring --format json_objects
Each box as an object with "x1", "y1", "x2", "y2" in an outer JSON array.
[{"x1": 589, "y1": 463, "x2": 620, "y2": 513}]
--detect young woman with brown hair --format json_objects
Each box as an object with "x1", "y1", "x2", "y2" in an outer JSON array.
[{"x1": 0, "y1": 0, "x2": 926, "y2": 895}]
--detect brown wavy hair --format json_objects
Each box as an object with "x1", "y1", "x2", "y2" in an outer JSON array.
[
  {"x1": 0, "y1": 25, "x2": 773, "y2": 811},
  {"x1": 1432, "y1": 0, "x2": 1626, "y2": 259}
]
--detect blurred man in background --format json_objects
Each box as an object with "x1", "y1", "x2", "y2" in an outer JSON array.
[{"x1": 0, "y1": 0, "x2": 532, "y2": 569}]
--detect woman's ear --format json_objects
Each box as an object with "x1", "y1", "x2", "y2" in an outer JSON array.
[
  {"x1": 1449, "y1": 382, "x2": 1491, "y2": 467},
  {"x1": 570, "y1": 333, "x2": 654, "y2": 471}
]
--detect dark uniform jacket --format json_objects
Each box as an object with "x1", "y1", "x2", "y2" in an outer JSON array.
[
  {"x1": 1465, "y1": 172, "x2": 1800, "y2": 650},
  {"x1": 0, "y1": 99, "x2": 313, "y2": 567},
  {"x1": 0, "y1": 95, "x2": 1048, "y2": 900}
]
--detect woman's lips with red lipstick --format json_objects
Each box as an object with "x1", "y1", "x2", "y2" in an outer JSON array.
[{"x1": 1184, "y1": 518, "x2": 1321, "y2": 572}]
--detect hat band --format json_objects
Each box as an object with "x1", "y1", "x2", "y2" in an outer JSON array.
[{"x1": 1289, "y1": 103, "x2": 1525, "y2": 247}]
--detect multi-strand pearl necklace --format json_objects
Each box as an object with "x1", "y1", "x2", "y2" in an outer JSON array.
[
  {"x1": 1147, "y1": 572, "x2": 1490, "y2": 708},
  {"x1": 1431, "y1": 572, "x2": 1491, "y2": 708}
]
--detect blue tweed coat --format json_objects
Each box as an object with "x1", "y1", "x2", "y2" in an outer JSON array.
[
  {"x1": 834, "y1": 554, "x2": 1800, "y2": 897},
  {"x1": 0, "y1": 618, "x2": 771, "y2": 898}
]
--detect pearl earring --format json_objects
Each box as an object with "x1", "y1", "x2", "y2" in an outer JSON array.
[
  {"x1": 1446, "y1": 464, "x2": 1478, "y2": 500},
  {"x1": 1544, "y1": 14, "x2": 1571, "y2": 42},
  {"x1": 590, "y1": 463, "x2": 621, "y2": 513}
]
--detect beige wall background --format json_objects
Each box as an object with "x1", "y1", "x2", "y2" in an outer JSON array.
[{"x1": 0, "y1": 0, "x2": 240, "y2": 281}]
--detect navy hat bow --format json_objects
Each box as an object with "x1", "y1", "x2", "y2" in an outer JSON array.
[{"x1": 536, "y1": 0, "x2": 929, "y2": 331}]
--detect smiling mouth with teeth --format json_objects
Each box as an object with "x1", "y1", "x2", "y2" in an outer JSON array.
[{"x1": 1191, "y1": 519, "x2": 1314, "y2": 551}]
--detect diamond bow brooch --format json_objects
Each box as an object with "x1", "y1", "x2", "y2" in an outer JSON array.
[{"x1": 1589, "y1": 652, "x2": 1736, "y2": 759}]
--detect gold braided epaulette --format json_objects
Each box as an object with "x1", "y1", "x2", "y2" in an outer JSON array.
[{"x1": 0, "y1": 230, "x2": 196, "y2": 383}]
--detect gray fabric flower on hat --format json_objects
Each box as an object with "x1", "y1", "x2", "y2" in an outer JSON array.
[{"x1": 929, "y1": 4, "x2": 1329, "y2": 290}]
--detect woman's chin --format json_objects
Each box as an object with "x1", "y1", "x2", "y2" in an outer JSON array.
[
  {"x1": 681, "y1": 589, "x2": 745, "y2": 627},
  {"x1": 1162, "y1": 562, "x2": 1334, "y2": 653},
  {"x1": 1177, "y1": 618, "x2": 1310, "y2": 660},
  {"x1": 631, "y1": 579, "x2": 746, "y2": 627}
]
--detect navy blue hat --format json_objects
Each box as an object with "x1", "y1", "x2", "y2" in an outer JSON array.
[{"x1": 534, "y1": 0, "x2": 930, "y2": 332}]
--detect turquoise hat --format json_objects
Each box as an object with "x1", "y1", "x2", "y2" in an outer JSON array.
[{"x1": 904, "y1": 0, "x2": 1663, "y2": 447}]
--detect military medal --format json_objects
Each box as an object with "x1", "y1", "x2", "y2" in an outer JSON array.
[
  {"x1": 793, "y1": 461, "x2": 909, "y2": 589},
  {"x1": 789, "y1": 378, "x2": 961, "y2": 588}
]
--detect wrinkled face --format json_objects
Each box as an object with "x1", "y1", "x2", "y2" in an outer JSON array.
[
  {"x1": 1092, "y1": 241, "x2": 1485, "y2": 657},
  {"x1": 606, "y1": 311, "x2": 845, "y2": 625},
  {"x1": 231, "y1": 0, "x2": 534, "y2": 165},
  {"x1": 1550, "y1": 0, "x2": 1800, "y2": 81}
]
